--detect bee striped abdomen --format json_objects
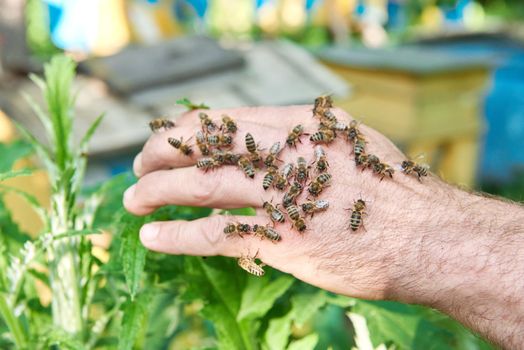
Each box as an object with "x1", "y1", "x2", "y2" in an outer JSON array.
[{"x1": 350, "y1": 211, "x2": 362, "y2": 231}]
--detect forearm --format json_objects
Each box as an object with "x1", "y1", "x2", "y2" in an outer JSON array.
[{"x1": 394, "y1": 180, "x2": 524, "y2": 349}]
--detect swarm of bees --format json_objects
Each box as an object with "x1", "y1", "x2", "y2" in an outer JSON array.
[{"x1": 148, "y1": 96, "x2": 430, "y2": 276}]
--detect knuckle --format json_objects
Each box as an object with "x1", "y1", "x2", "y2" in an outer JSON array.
[
  {"x1": 199, "y1": 216, "x2": 225, "y2": 250},
  {"x1": 192, "y1": 170, "x2": 224, "y2": 204}
]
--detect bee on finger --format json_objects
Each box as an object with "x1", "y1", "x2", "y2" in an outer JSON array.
[
  {"x1": 168, "y1": 137, "x2": 193, "y2": 156},
  {"x1": 264, "y1": 142, "x2": 282, "y2": 168},
  {"x1": 366, "y1": 155, "x2": 394, "y2": 180},
  {"x1": 263, "y1": 166, "x2": 278, "y2": 190},
  {"x1": 274, "y1": 163, "x2": 294, "y2": 191},
  {"x1": 296, "y1": 157, "x2": 309, "y2": 183},
  {"x1": 282, "y1": 181, "x2": 303, "y2": 207},
  {"x1": 238, "y1": 251, "x2": 265, "y2": 276},
  {"x1": 284, "y1": 204, "x2": 300, "y2": 221},
  {"x1": 286, "y1": 125, "x2": 307, "y2": 148},
  {"x1": 207, "y1": 133, "x2": 233, "y2": 148},
  {"x1": 310, "y1": 128, "x2": 336, "y2": 145},
  {"x1": 353, "y1": 136, "x2": 367, "y2": 157},
  {"x1": 348, "y1": 120, "x2": 363, "y2": 143},
  {"x1": 199, "y1": 112, "x2": 217, "y2": 133},
  {"x1": 238, "y1": 156, "x2": 255, "y2": 179},
  {"x1": 348, "y1": 199, "x2": 367, "y2": 232},
  {"x1": 263, "y1": 201, "x2": 285, "y2": 224},
  {"x1": 401, "y1": 158, "x2": 429, "y2": 182},
  {"x1": 355, "y1": 153, "x2": 368, "y2": 167},
  {"x1": 195, "y1": 130, "x2": 210, "y2": 156},
  {"x1": 307, "y1": 173, "x2": 331, "y2": 197},
  {"x1": 149, "y1": 118, "x2": 175, "y2": 132},
  {"x1": 196, "y1": 157, "x2": 221, "y2": 171},
  {"x1": 301, "y1": 199, "x2": 329, "y2": 218},
  {"x1": 221, "y1": 114, "x2": 237, "y2": 133},
  {"x1": 314, "y1": 146, "x2": 329, "y2": 173},
  {"x1": 224, "y1": 222, "x2": 252, "y2": 238},
  {"x1": 320, "y1": 110, "x2": 338, "y2": 128},
  {"x1": 245, "y1": 133, "x2": 264, "y2": 167},
  {"x1": 291, "y1": 217, "x2": 307, "y2": 232},
  {"x1": 253, "y1": 224, "x2": 281, "y2": 242}
]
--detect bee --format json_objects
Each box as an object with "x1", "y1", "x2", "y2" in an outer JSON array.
[
  {"x1": 321, "y1": 110, "x2": 338, "y2": 127},
  {"x1": 274, "y1": 163, "x2": 294, "y2": 191},
  {"x1": 263, "y1": 201, "x2": 285, "y2": 224},
  {"x1": 353, "y1": 136, "x2": 366, "y2": 157},
  {"x1": 264, "y1": 142, "x2": 282, "y2": 168},
  {"x1": 168, "y1": 137, "x2": 193, "y2": 156},
  {"x1": 308, "y1": 173, "x2": 331, "y2": 197},
  {"x1": 195, "y1": 130, "x2": 210, "y2": 156},
  {"x1": 333, "y1": 121, "x2": 349, "y2": 132},
  {"x1": 253, "y1": 224, "x2": 281, "y2": 242},
  {"x1": 292, "y1": 217, "x2": 307, "y2": 232},
  {"x1": 313, "y1": 95, "x2": 333, "y2": 117},
  {"x1": 238, "y1": 156, "x2": 255, "y2": 179},
  {"x1": 221, "y1": 114, "x2": 237, "y2": 133},
  {"x1": 262, "y1": 166, "x2": 278, "y2": 190},
  {"x1": 296, "y1": 157, "x2": 309, "y2": 183},
  {"x1": 367, "y1": 155, "x2": 394, "y2": 180},
  {"x1": 365, "y1": 154, "x2": 380, "y2": 168},
  {"x1": 196, "y1": 157, "x2": 220, "y2": 171},
  {"x1": 149, "y1": 118, "x2": 175, "y2": 132},
  {"x1": 282, "y1": 181, "x2": 303, "y2": 207},
  {"x1": 199, "y1": 112, "x2": 217, "y2": 132},
  {"x1": 309, "y1": 129, "x2": 336, "y2": 144},
  {"x1": 222, "y1": 151, "x2": 241, "y2": 165},
  {"x1": 284, "y1": 204, "x2": 300, "y2": 221},
  {"x1": 224, "y1": 222, "x2": 251, "y2": 237},
  {"x1": 245, "y1": 133, "x2": 264, "y2": 166},
  {"x1": 401, "y1": 158, "x2": 429, "y2": 182},
  {"x1": 314, "y1": 146, "x2": 329, "y2": 173},
  {"x1": 348, "y1": 199, "x2": 367, "y2": 232},
  {"x1": 348, "y1": 120, "x2": 362, "y2": 143},
  {"x1": 207, "y1": 133, "x2": 233, "y2": 148},
  {"x1": 238, "y1": 251, "x2": 265, "y2": 277},
  {"x1": 301, "y1": 199, "x2": 329, "y2": 218},
  {"x1": 355, "y1": 153, "x2": 368, "y2": 167},
  {"x1": 286, "y1": 125, "x2": 306, "y2": 148}
]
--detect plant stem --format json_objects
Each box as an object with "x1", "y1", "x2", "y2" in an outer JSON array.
[{"x1": 0, "y1": 293, "x2": 27, "y2": 349}]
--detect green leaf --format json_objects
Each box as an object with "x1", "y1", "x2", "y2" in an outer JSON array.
[
  {"x1": 237, "y1": 275, "x2": 294, "y2": 321},
  {"x1": 0, "y1": 140, "x2": 33, "y2": 173},
  {"x1": 78, "y1": 113, "x2": 104, "y2": 154},
  {"x1": 263, "y1": 311, "x2": 293, "y2": 350},
  {"x1": 0, "y1": 168, "x2": 33, "y2": 182},
  {"x1": 0, "y1": 292, "x2": 28, "y2": 349},
  {"x1": 290, "y1": 290, "x2": 328, "y2": 327},
  {"x1": 21, "y1": 90, "x2": 54, "y2": 143},
  {"x1": 120, "y1": 214, "x2": 147, "y2": 299},
  {"x1": 287, "y1": 334, "x2": 319, "y2": 350},
  {"x1": 175, "y1": 97, "x2": 210, "y2": 111},
  {"x1": 118, "y1": 293, "x2": 150, "y2": 350}
]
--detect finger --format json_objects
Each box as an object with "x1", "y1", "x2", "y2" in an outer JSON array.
[{"x1": 124, "y1": 166, "x2": 278, "y2": 215}]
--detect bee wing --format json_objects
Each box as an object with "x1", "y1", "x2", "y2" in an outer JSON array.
[{"x1": 411, "y1": 153, "x2": 426, "y2": 162}]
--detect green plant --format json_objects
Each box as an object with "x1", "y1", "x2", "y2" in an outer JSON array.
[{"x1": 0, "y1": 55, "x2": 494, "y2": 349}]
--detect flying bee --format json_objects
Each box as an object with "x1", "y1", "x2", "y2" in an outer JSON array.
[
  {"x1": 221, "y1": 114, "x2": 237, "y2": 133},
  {"x1": 196, "y1": 157, "x2": 220, "y2": 171},
  {"x1": 253, "y1": 224, "x2": 281, "y2": 242},
  {"x1": 284, "y1": 204, "x2": 300, "y2": 221},
  {"x1": 301, "y1": 199, "x2": 329, "y2": 218},
  {"x1": 238, "y1": 251, "x2": 265, "y2": 277},
  {"x1": 286, "y1": 125, "x2": 306, "y2": 148},
  {"x1": 195, "y1": 130, "x2": 210, "y2": 156},
  {"x1": 296, "y1": 157, "x2": 309, "y2": 183},
  {"x1": 149, "y1": 118, "x2": 175, "y2": 132},
  {"x1": 263, "y1": 201, "x2": 285, "y2": 224},
  {"x1": 348, "y1": 120, "x2": 362, "y2": 143},
  {"x1": 238, "y1": 156, "x2": 255, "y2": 179},
  {"x1": 245, "y1": 133, "x2": 264, "y2": 166},
  {"x1": 262, "y1": 166, "x2": 278, "y2": 190},
  {"x1": 353, "y1": 136, "x2": 367, "y2": 157},
  {"x1": 207, "y1": 133, "x2": 233, "y2": 148},
  {"x1": 314, "y1": 146, "x2": 329, "y2": 173},
  {"x1": 308, "y1": 173, "x2": 331, "y2": 197},
  {"x1": 199, "y1": 112, "x2": 217, "y2": 132},
  {"x1": 264, "y1": 142, "x2": 282, "y2": 168},
  {"x1": 348, "y1": 199, "x2": 367, "y2": 232},
  {"x1": 310, "y1": 129, "x2": 336, "y2": 144},
  {"x1": 282, "y1": 181, "x2": 303, "y2": 207},
  {"x1": 401, "y1": 157, "x2": 429, "y2": 182},
  {"x1": 168, "y1": 137, "x2": 193, "y2": 156},
  {"x1": 224, "y1": 222, "x2": 252, "y2": 237}
]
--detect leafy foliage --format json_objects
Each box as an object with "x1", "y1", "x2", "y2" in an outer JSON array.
[{"x1": 176, "y1": 97, "x2": 210, "y2": 111}]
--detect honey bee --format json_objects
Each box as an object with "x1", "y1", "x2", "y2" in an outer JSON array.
[
  {"x1": 308, "y1": 173, "x2": 331, "y2": 197},
  {"x1": 199, "y1": 112, "x2": 217, "y2": 133},
  {"x1": 238, "y1": 156, "x2": 255, "y2": 179},
  {"x1": 292, "y1": 217, "x2": 307, "y2": 232},
  {"x1": 195, "y1": 130, "x2": 210, "y2": 156},
  {"x1": 348, "y1": 120, "x2": 362, "y2": 143},
  {"x1": 253, "y1": 224, "x2": 281, "y2": 242},
  {"x1": 355, "y1": 153, "x2": 368, "y2": 167},
  {"x1": 333, "y1": 121, "x2": 349, "y2": 132},
  {"x1": 353, "y1": 136, "x2": 366, "y2": 157},
  {"x1": 282, "y1": 181, "x2": 303, "y2": 207},
  {"x1": 313, "y1": 95, "x2": 333, "y2": 117},
  {"x1": 314, "y1": 146, "x2": 329, "y2": 173},
  {"x1": 223, "y1": 222, "x2": 251, "y2": 237},
  {"x1": 264, "y1": 142, "x2": 282, "y2": 168},
  {"x1": 263, "y1": 166, "x2": 278, "y2": 190},
  {"x1": 168, "y1": 137, "x2": 193, "y2": 156},
  {"x1": 149, "y1": 118, "x2": 175, "y2": 132},
  {"x1": 348, "y1": 199, "x2": 367, "y2": 232},
  {"x1": 284, "y1": 204, "x2": 300, "y2": 221},
  {"x1": 301, "y1": 199, "x2": 329, "y2": 218},
  {"x1": 321, "y1": 110, "x2": 338, "y2": 127},
  {"x1": 309, "y1": 129, "x2": 336, "y2": 144},
  {"x1": 207, "y1": 133, "x2": 233, "y2": 148},
  {"x1": 296, "y1": 157, "x2": 309, "y2": 183},
  {"x1": 222, "y1": 151, "x2": 241, "y2": 165},
  {"x1": 238, "y1": 251, "x2": 265, "y2": 277},
  {"x1": 196, "y1": 157, "x2": 220, "y2": 171},
  {"x1": 245, "y1": 133, "x2": 263, "y2": 166},
  {"x1": 221, "y1": 114, "x2": 237, "y2": 133},
  {"x1": 274, "y1": 163, "x2": 294, "y2": 191},
  {"x1": 401, "y1": 158, "x2": 429, "y2": 182},
  {"x1": 263, "y1": 201, "x2": 285, "y2": 224},
  {"x1": 286, "y1": 125, "x2": 306, "y2": 148},
  {"x1": 366, "y1": 155, "x2": 394, "y2": 180}
]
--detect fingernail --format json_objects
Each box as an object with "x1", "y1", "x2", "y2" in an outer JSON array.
[
  {"x1": 140, "y1": 224, "x2": 159, "y2": 242},
  {"x1": 123, "y1": 185, "x2": 136, "y2": 203},
  {"x1": 133, "y1": 153, "x2": 143, "y2": 177}
]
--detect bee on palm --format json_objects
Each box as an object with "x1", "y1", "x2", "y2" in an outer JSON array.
[
  {"x1": 207, "y1": 133, "x2": 233, "y2": 149},
  {"x1": 263, "y1": 201, "x2": 285, "y2": 224},
  {"x1": 221, "y1": 115, "x2": 237, "y2": 133},
  {"x1": 253, "y1": 224, "x2": 281, "y2": 242},
  {"x1": 286, "y1": 125, "x2": 307, "y2": 148},
  {"x1": 366, "y1": 154, "x2": 394, "y2": 180},
  {"x1": 274, "y1": 163, "x2": 294, "y2": 191},
  {"x1": 195, "y1": 130, "x2": 210, "y2": 156},
  {"x1": 347, "y1": 120, "x2": 363, "y2": 143},
  {"x1": 314, "y1": 146, "x2": 329, "y2": 173},
  {"x1": 295, "y1": 157, "x2": 309, "y2": 183},
  {"x1": 301, "y1": 199, "x2": 329, "y2": 218},
  {"x1": 308, "y1": 173, "x2": 331, "y2": 197},
  {"x1": 284, "y1": 204, "x2": 307, "y2": 233},
  {"x1": 245, "y1": 133, "x2": 264, "y2": 167},
  {"x1": 238, "y1": 155, "x2": 255, "y2": 179},
  {"x1": 168, "y1": 137, "x2": 193, "y2": 156},
  {"x1": 264, "y1": 142, "x2": 282, "y2": 168},
  {"x1": 262, "y1": 166, "x2": 278, "y2": 190},
  {"x1": 283, "y1": 181, "x2": 303, "y2": 207},
  {"x1": 347, "y1": 199, "x2": 367, "y2": 232},
  {"x1": 310, "y1": 127, "x2": 336, "y2": 145},
  {"x1": 196, "y1": 157, "x2": 221, "y2": 171},
  {"x1": 199, "y1": 112, "x2": 217, "y2": 133}
]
